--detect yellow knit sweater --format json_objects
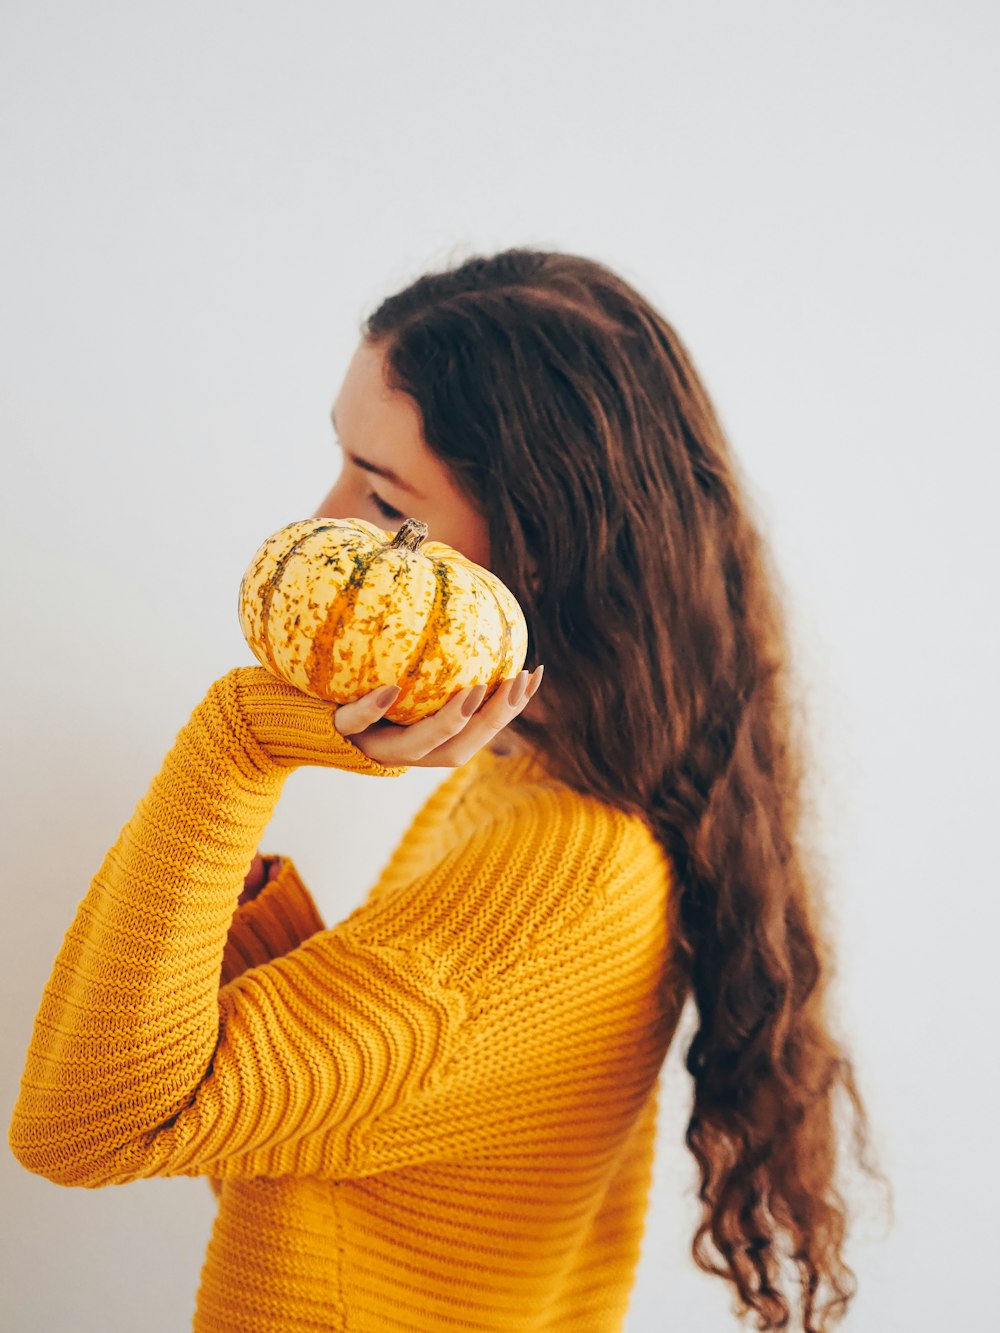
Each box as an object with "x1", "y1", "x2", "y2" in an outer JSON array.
[{"x1": 9, "y1": 666, "x2": 683, "y2": 1332}]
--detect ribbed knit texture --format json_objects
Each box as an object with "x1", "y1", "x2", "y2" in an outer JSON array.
[{"x1": 9, "y1": 665, "x2": 684, "y2": 1332}]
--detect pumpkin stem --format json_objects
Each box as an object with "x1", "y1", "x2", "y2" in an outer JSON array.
[{"x1": 389, "y1": 518, "x2": 429, "y2": 552}]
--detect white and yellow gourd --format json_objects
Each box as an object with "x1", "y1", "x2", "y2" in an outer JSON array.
[{"x1": 238, "y1": 516, "x2": 528, "y2": 726}]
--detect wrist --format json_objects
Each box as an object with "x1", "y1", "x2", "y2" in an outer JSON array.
[{"x1": 225, "y1": 665, "x2": 408, "y2": 776}]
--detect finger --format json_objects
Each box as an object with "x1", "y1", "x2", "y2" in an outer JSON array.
[
  {"x1": 243, "y1": 853, "x2": 267, "y2": 890},
  {"x1": 473, "y1": 668, "x2": 540, "y2": 719},
  {"x1": 431, "y1": 668, "x2": 543, "y2": 763},
  {"x1": 333, "y1": 684, "x2": 402, "y2": 737},
  {"x1": 333, "y1": 668, "x2": 543, "y2": 768},
  {"x1": 401, "y1": 669, "x2": 543, "y2": 769},
  {"x1": 354, "y1": 680, "x2": 498, "y2": 766}
]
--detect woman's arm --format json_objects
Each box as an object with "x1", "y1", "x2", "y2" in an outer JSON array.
[
  {"x1": 209, "y1": 854, "x2": 322, "y2": 1202},
  {"x1": 7, "y1": 666, "x2": 410, "y2": 1187}
]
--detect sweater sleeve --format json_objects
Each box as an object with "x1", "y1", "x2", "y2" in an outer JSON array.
[
  {"x1": 211, "y1": 857, "x2": 323, "y2": 1202},
  {"x1": 6, "y1": 665, "x2": 446, "y2": 1189}
]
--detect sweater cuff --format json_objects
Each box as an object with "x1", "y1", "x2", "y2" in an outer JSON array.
[
  {"x1": 220, "y1": 857, "x2": 326, "y2": 986},
  {"x1": 226, "y1": 665, "x2": 409, "y2": 777}
]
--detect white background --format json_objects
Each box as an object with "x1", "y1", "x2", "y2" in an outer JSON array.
[{"x1": 2, "y1": 2, "x2": 996, "y2": 1329}]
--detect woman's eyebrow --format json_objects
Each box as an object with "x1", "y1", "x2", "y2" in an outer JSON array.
[{"x1": 331, "y1": 408, "x2": 427, "y2": 500}]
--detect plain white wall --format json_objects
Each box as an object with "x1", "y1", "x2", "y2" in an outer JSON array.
[{"x1": 2, "y1": 1, "x2": 996, "y2": 1328}]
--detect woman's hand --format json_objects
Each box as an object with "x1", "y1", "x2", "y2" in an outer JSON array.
[
  {"x1": 333, "y1": 666, "x2": 544, "y2": 769},
  {"x1": 238, "y1": 853, "x2": 283, "y2": 907}
]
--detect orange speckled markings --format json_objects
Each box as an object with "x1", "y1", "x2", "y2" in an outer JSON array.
[{"x1": 237, "y1": 516, "x2": 528, "y2": 725}]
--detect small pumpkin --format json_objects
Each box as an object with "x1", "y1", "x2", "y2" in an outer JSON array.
[{"x1": 238, "y1": 516, "x2": 529, "y2": 725}]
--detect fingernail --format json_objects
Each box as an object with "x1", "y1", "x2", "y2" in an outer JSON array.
[
  {"x1": 526, "y1": 664, "x2": 544, "y2": 696},
  {"x1": 509, "y1": 670, "x2": 529, "y2": 706},
  {"x1": 375, "y1": 685, "x2": 401, "y2": 708},
  {"x1": 461, "y1": 684, "x2": 487, "y2": 717}
]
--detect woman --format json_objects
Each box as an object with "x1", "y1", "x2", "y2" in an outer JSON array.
[{"x1": 9, "y1": 247, "x2": 887, "y2": 1331}]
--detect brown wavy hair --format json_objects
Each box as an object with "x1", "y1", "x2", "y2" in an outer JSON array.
[{"x1": 361, "y1": 245, "x2": 892, "y2": 1331}]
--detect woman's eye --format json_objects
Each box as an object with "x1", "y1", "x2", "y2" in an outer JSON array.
[{"x1": 369, "y1": 491, "x2": 404, "y2": 521}]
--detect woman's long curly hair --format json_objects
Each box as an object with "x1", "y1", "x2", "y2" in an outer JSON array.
[{"x1": 361, "y1": 245, "x2": 891, "y2": 1331}]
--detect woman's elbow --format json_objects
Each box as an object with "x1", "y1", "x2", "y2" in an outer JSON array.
[{"x1": 8, "y1": 1116, "x2": 125, "y2": 1189}]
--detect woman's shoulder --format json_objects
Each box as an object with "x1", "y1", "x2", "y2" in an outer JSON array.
[
  {"x1": 482, "y1": 757, "x2": 670, "y2": 881},
  {"x1": 329, "y1": 775, "x2": 671, "y2": 985}
]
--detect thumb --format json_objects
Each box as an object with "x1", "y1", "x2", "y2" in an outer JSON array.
[{"x1": 333, "y1": 684, "x2": 402, "y2": 737}]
